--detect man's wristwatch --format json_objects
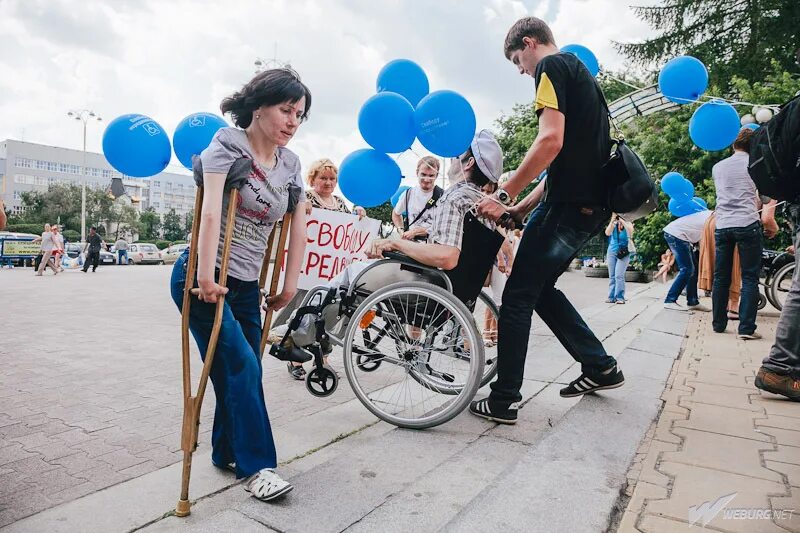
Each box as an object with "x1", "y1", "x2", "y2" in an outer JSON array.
[{"x1": 496, "y1": 187, "x2": 513, "y2": 206}]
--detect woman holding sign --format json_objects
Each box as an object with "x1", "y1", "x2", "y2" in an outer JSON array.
[
  {"x1": 304, "y1": 158, "x2": 366, "y2": 218},
  {"x1": 171, "y1": 68, "x2": 310, "y2": 502}
]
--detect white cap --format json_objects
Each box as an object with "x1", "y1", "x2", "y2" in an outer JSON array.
[{"x1": 471, "y1": 129, "x2": 503, "y2": 183}]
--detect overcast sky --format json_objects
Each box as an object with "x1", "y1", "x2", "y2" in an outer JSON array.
[{"x1": 0, "y1": 0, "x2": 657, "y2": 190}]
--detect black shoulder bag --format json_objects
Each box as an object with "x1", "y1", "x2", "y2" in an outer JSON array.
[{"x1": 593, "y1": 84, "x2": 658, "y2": 221}]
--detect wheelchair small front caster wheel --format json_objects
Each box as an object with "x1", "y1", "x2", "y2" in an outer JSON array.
[
  {"x1": 306, "y1": 366, "x2": 338, "y2": 397},
  {"x1": 356, "y1": 354, "x2": 382, "y2": 372}
]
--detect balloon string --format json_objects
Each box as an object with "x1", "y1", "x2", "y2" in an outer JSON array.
[
  {"x1": 648, "y1": 92, "x2": 782, "y2": 111},
  {"x1": 407, "y1": 147, "x2": 443, "y2": 176},
  {"x1": 758, "y1": 200, "x2": 787, "y2": 214},
  {"x1": 603, "y1": 73, "x2": 783, "y2": 111},
  {"x1": 602, "y1": 73, "x2": 645, "y2": 91}
]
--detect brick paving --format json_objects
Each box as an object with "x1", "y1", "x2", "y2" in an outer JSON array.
[{"x1": 619, "y1": 310, "x2": 800, "y2": 533}]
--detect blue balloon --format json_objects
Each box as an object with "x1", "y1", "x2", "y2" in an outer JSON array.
[
  {"x1": 691, "y1": 197, "x2": 708, "y2": 210},
  {"x1": 561, "y1": 44, "x2": 600, "y2": 77},
  {"x1": 415, "y1": 90, "x2": 476, "y2": 158},
  {"x1": 391, "y1": 185, "x2": 410, "y2": 208},
  {"x1": 339, "y1": 149, "x2": 402, "y2": 208},
  {"x1": 743, "y1": 123, "x2": 760, "y2": 131},
  {"x1": 658, "y1": 56, "x2": 708, "y2": 104},
  {"x1": 173, "y1": 113, "x2": 228, "y2": 170},
  {"x1": 689, "y1": 100, "x2": 741, "y2": 151},
  {"x1": 376, "y1": 59, "x2": 430, "y2": 107},
  {"x1": 660, "y1": 171, "x2": 686, "y2": 197},
  {"x1": 102, "y1": 114, "x2": 171, "y2": 177},
  {"x1": 358, "y1": 92, "x2": 416, "y2": 153},
  {"x1": 668, "y1": 198, "x2": 696, "y2": 217}
]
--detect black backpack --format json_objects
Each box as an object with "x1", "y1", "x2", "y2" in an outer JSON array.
[{"x1": 748, "y1": 94, "x2": 800, "y2": 202}]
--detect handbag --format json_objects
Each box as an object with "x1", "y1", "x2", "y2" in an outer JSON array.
[
  {"x1": 594, "y1": 84, "x2": 658, "y2": 222},
  {"x1": 613, "y1": 227, "x2": 630, "y2": 259}
]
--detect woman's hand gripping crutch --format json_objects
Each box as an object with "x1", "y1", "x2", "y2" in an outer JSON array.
[{"x1": 175, "y1": 185, "x2": 239, "y2": 518}]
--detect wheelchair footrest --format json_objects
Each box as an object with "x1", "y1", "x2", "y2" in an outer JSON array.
[{"x1": 269, "y1": 344, "x2": 313, "y2": 364}]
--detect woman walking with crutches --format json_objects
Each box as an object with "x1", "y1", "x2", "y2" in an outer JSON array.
[{"x1": 171, "y1": 68, "x2": 311, "y2": 507}]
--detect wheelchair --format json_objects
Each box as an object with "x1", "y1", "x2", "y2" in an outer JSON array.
[{"x1": 270, "y1": 213, "x2": 505, "y2": 429}]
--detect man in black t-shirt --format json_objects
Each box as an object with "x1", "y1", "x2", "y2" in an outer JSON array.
[
  {"x1": 82, "y1": 227, "x2": 105, "y2": 273},
  {"x1": 472, "y1": 16, "x2": 623, "y2": 424}
]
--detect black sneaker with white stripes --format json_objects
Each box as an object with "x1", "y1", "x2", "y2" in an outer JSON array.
[
  {"x1": 468, "y1": 398, "x2": 518, "y2": 424},
  {"x1": 560, "y1": 366, "x2": 625, "y2": 397}
]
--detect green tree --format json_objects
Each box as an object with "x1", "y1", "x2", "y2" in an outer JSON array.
[
  {"x1": 18, "y1": 184, "x2": 82, "y2": 231},
  {"x1": 111, "y1": 204, "x2": 140, "y2": 240},
  {"x1": 139, "y1": 208, "x2": 162, "y2": 241},
  {"x1": 183, "y1": 211, "x2": 194, "y2": 237},
  {"x1": 623, "y1": 64, "x2": 800, "y2": 268},
  {"x1": 364, "y1": 201, "x2": 396, "y2": 237},
  {"x1": 616, "y1": 0, "x2": 800, "y2": 87},
  {"x1": 162, "y1": 209, "x2": 183, "y2": 241}
]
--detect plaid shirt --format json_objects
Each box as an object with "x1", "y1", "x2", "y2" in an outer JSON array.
[{"x1": 423, "y1": 180, "x2": 496, "y2": 250}]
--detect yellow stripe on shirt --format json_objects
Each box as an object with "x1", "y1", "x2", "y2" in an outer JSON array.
[{"x1": 534, "y1": 72, "x2": 559, "y2": 112}]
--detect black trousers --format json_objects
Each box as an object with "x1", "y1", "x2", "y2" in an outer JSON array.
[{"x1": 83, "y1": 250, "x2": 100, "y2": 272}]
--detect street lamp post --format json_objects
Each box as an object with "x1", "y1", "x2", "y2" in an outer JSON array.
[{"x1": 67, "y1": 109, "x2": 102, "y2": 242}]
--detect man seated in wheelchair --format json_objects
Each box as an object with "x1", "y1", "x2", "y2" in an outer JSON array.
[{"x1": 268, "y1": 129, "x2": 505, "y2": 366}]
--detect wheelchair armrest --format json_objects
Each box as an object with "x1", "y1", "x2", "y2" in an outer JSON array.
[{"x1": 382, "y1": 250, "x2": 434, "y2": 271}]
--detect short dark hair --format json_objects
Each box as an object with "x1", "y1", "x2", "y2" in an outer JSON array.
[
  {"x1": 462, "y1": 149, "x2": 491, "y2": 188},
  {"x1": 90, "y1": 226, "x2": 97, "y2": 231},
  {"x1": 504, "y1": 17, "x2": 555, "y2": 59},
  {"x1": 733, "y1": 128, "x2": 754, "y2": 151},
  {"x1": 220, "y1": 68, "x2": 312, "y2": 129}
]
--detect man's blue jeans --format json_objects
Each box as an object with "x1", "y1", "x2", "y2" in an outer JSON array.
[
  {"x1": 170, "y1": 251, "x2": 277, "y2": 479},
  {"x1": 664, "y1": 232, "x2": 699, "y2": 306},
  {"x1": 489, "y1": 202, "x2": 618, "y2": 405},
  {"x1": 712, "y1": 222, "x2": 762, "y2": 335},
  {"x1": 118, "y1": 250, "x2": 128, "y2": 265}
]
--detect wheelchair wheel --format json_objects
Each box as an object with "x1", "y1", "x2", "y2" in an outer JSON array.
[
  {"x1": 768, "y1": 263, "x2": 795, "y2": 312},
  {"x1": 427, "y1": 290, "x2": 499, "y2": 393},
  {"x1": 757, "y1": 291, "x2": 767, "y2": 310},
  {"x1": 342, "y1": 281, "x2": 484, "y2": 429},
  {"x1": 306, "y1": 365, "x2": 338, "y2": 397},
  {"x1": 474, "y1": 291, "x2": 500, "y2": 388}
]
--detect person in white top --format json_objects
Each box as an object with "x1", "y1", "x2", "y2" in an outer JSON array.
[
  {"x1": 663, "y1": 209, "x2": 713, "y2": 311},
  {"x1": 392, "y1": 156, "x2": 443, "y2": 238},
  {"x1": 33, "y1": 223, "x2": 58, "y2": 276},
  {"x1": 711, "y1": 128, "x2": 769, "y2": 339},
  {"x1": 51, "y1": 225, "x2": 65, "y2": 273}
]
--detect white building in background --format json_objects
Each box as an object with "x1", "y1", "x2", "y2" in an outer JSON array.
[{"x1": 0, "y1": 139, "x2": 196, "y2": 219}]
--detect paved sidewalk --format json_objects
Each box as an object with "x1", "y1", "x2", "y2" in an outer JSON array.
[
  {"x1": 619, "y1": 311, "x2": 800, "y2": 532},
  {"x1": 0, "y1": 265, "x2": 613, "y2": 528}
]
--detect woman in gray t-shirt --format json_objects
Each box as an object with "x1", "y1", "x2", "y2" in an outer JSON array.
[{"x1": 170, "y1": 68, "x2": 311, "y2": 502}]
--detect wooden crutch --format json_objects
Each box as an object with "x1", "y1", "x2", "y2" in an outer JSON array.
[
  {"x1": 258, "y1": 213, "x2": 292, "y2": 357},
  {"x1": 175, "y1": 186, "x2": 239, "y2": 517}
]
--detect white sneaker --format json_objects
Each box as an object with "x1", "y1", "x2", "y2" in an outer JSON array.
[
  {"x1": 663, "y1": 302, "x2": 687, "y2": 311},
  {"x1": 737, "y1": 332, "x2": 763, "y2": 341},
  {"x1": 245, "y1": 468, "x2": 293, "y2": 501},
  {"x1": 688, "y1": 303, "x2": 711, "y2": 312}
]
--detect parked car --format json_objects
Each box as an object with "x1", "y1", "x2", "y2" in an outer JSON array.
[
  {"x1": 160, "y1": 243, "x2": 190, "y2": 265},
  {"x1": 128, "y1": 243, "x2": 163, "y2": 265},
  {"x1": 65, "y1": 243, "x2": 117, "y2": 265}
]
